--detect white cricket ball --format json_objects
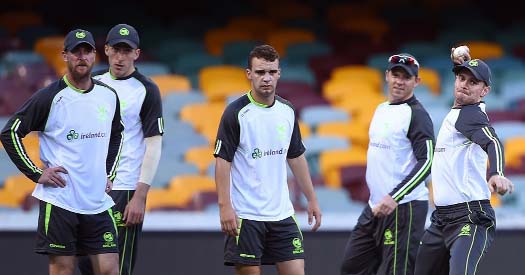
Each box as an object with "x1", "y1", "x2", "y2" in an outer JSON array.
[{"x1": 453, "y1": 46, "x2": 470, "y2": 58}]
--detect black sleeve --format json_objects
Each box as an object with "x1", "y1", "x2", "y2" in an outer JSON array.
[
  {"x1": 213, "y1": 103, "x2": 241, "y2": 162},
  {"x1": 139, "y1": 78, "x2": 164, "y2": 137},
  {"x1": 287, "y1": 114, "x2": 305, "y2": 159},
  {"x1": 456, "y1": 105, "x2": 505, "y2": 177},
  {"x1": 389, "y1": 104, "x2": 435, "y2": 202},
  {"x1": 0, "y1": 85, "x2": 57, "y2": 182},
  {"x1": 106, "y1": 93, "x2": 125, "y2": 181}
]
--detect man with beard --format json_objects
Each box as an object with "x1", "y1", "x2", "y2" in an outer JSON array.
[
  {"x1": 214, "y1": 44, "x2": 322, "y2": 275},
  {"x1": 0, "y1": 29, "x2": 124, "y2": 275}
]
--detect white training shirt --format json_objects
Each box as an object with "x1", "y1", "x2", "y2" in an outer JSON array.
[
  {"x1": 93, "y1": 69, "x2": 164, "y2": 190},
  {"x1": 366, "y1": 96, "x2": 434, "y2": 207},
  {"x1": 0, "y1": 76, "x2": 124, "y2": 214},
  {"x1": 432, "y1": 102, "x2": 505, "y2": 206},
  {"x1": 214, "y1": 92, "x2": 305, "y2": 221}
]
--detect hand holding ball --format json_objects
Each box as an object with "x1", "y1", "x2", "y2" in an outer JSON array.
[{"x1": 451, "y1": 45, "x2": 470, "y2": 64}]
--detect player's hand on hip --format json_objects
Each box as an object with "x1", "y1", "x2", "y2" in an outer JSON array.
[
  {"x1": 219, "y1": 205, "x2": 238, "y2": 236},
  {"x1": 38, "y1": 166, "x2": 68, "y2": 188},
  {"x1": 307, "y1": 200, "x2": 322, "y2": 232},
  {"x1": 488, "y1": 175, "x2": 514, "y2": 195}
]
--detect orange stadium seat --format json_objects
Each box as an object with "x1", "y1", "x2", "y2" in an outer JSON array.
[
  {"x1": 322, "y1": 79, "x2": 380, "y2": 103},
  {"x1": 150, "y1": 74, "x2": 192, "y2": 97},
  {"x1": 145, "y1": 188, "x2": 176, "y2": 211},
  {"x1": 333, "y1": 92, "x2": 386, "y2": 123},
  {"x1": 199, "y1": 120, "x2": 220, "y2": 145},
  {"x1": 463, "y1": 41, "x2": 504, "y2": 60},
  {"x1": 299, "y1": 121, "x2": 311, "y2": 139},
  {"x1": 204, "y1": 28, "x2": 255, "y2": 56},
  {"x1": 33, "y1": 35, "x2": 66, "y2": 76},
  {"x1": 316, "y1": 121, "x2": 369, "y2": 150},
  {"x1": 184, "y1": 146, "x2": 215, "y2": 175},
  {"x1": 179, "y1": 102, "x2": 225, "y2": 133},
  {"x1": 0, "y1": 174, "x2": 35, "y2": 207},
  {"x1": 418, "y1": 68, "x2": 441, "y2": 95},
  {"x1": 319, "y1": 148, "x2": 368, "y2": 188},
  {"x1": 504, "y1": 137, "x2": 525, "y2": 169},
  {"x1": 329, "y1": 65, "x2": 383, "y2": 91},
  {"x1": 168, "y1": 175, "x2": 216, "y2": 208}
]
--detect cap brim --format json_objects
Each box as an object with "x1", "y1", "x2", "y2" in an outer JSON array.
[
  {"x1": 453, "y1": 65, "x2": 487, "y2": 84},
  {"x1": 66, "y1": 41, "x2": 95, "y2": 51},
  {"x1": 389, "y1": 64, "x2": 417, "y2": 76},
  {"x1": 107, "y1": 39, "x2": 138, "y2": 49}
]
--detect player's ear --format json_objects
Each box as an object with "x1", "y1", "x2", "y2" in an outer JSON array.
[{"x1": 62, "y1": 51, "x2": 67, "y2": 62}]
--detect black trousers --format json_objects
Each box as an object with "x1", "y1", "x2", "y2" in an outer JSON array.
[
  {"x1": 414, "y1": 200, "x2": 495, "y2": 275},
  {"x1": 79, "y1": 190, "x2": 143, "y2": 275},
  {"x1": 341, "y1": 200, "x2": 428, "y2": 275}
]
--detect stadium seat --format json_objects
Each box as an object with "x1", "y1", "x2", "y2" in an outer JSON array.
[
  {"x1": 504, "y1": 137, "x2": 525, "y2": 169},
  {"x1": 418, "y1": 68, "x2": 441, "y2": 95},
  {"x1": 491, "y1": 121, "x2": 525, "y2": 143},
  {"x1": 340, "y1": 164, "x2": 369, "y2": 203},
  {"x1": 199, "y1": 65, "x2": 249, "y2": 101},
  {"x1": 204, "y1": 28, "x2": 254, "y2": 56},
  {"x1": 135, "y1": 62, "x2": 171, "y2": 77},
  {"x1": 330, "y1": 65, "x2": 383, "y2": 91},
  {"x1": 316, "y1": 121, "x2": 369, "y2": 150},
  {"x1": 279, "y1": 65, "x2": 316, "y2": 85},
  {"x1": 0, "y1": 174, "x2": 35, "y2": 207},
  {"x1": 149, "y1": 74, "x2": 192, "y2": 97},
  {"x1": 222, "y1": 40, "x2": 260, "y2": 67},
  {"x1": 303, "y1": 135, "x2": 350, "y2": 176},
  {"x1": 463, "y1": 41, "x2": 505, "y2": 60},
  {"x1": 299, "y1": 186, "x2": 365, "y2": 212},
  {"x1": 179, "y1": 102, "x2": 225, "y2": 132},
  {"x1": 162, "y1": 91, "x2": 207, "y2": 119},
  {"x1": 184, "y1": 146, "x2": 215, "y2": 175},
  {"x1": 266, "y1": 28, "x2": 316, "y2": 57},
  {"x1": 284, "y1": 41, "x2": 332, "y2": 67},
  {"x1": 300, "y1": 105, "x2": 350, "y2": 129},
  {"x1": 322, "y1": 79, "x2": 380, "y2": 103},
  {"x1": 168, "y1": 175, "x2": 216, "y2": 208},
  {"x1": 319, "y1": 148, "x2": 368, "y2": 188}
]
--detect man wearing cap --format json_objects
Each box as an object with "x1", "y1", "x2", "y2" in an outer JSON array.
[
  {"x1": 78, "y1": 23, "x2": 163, "y2": 275},
  {"x1": 341, "y1": 53, "x2": 435, "y2": 275},
  {"x1": 0, "y1": 28, "x2": 123, "y2": 275},
  {"x1": 414, "y1": 48, "x2": 514, "y2": 275}
]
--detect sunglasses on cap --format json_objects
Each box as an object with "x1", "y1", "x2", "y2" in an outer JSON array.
[{"x1": 388, "y1": 54, "x2": 420, "y2": 67}]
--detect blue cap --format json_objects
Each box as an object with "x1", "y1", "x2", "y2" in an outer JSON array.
[
  {"x1": 64, "y1": 29, "x2": 95, "y2": 51},
  {"x1": 453, "y1": 59, "x2": 492, "y2": 86},
  {"x1": 106, "y1": 24, "x2": 140, "y2": 49}
]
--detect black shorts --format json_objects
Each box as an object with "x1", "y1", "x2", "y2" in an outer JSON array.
[
  {"x1": 35, "y1": 200, "x2": 118, "y2": 256},
  {"x1": 224, "y1": 215, "x2": 305, "y2": 266}
]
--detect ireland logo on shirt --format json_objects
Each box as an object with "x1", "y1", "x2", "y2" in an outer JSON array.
[
  {"x1": 252, "y1": 148, "x2": 262, "y2": 159},
  {"x1": 66, "y1": 130, "x2": 79, "y2": 141}
]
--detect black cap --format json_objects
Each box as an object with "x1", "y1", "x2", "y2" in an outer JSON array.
[
  {"x1": 64, "y1": 29, "x2": 95, "y2": 51},
  {"x1": 387, "y1": 53, "x2": 420, "y2": 76},
  {"x1": 106, "y1": 24, "x2": 140, "y2": 49},
  {"x1": 453, "y1": 59, "x2": 492, "y2": 86}
]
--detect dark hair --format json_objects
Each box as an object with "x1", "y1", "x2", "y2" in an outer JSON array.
[{"x1": 247, "y1": 44, "x2": 280, "y2": 69}]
